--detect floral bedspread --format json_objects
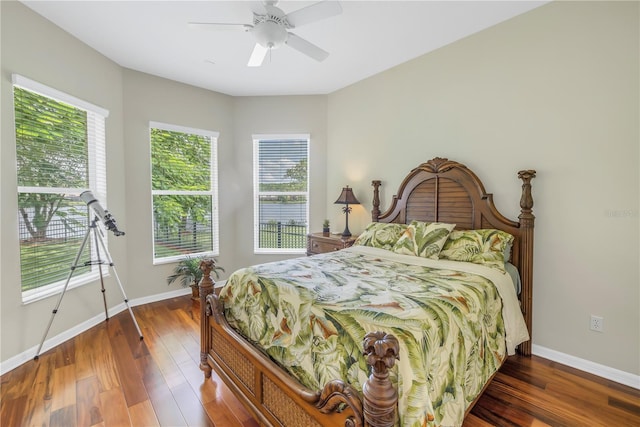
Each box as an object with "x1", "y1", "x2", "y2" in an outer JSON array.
[{"x1": 219, "y1": 246, "x2": 528, "y2": 427}]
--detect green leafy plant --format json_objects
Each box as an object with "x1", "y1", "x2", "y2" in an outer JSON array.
[
  {"x1": 166, "y1": 256, "x2": 224, "y2": 288},
  {"x1": 322, "y1": 219, "x2": 330, "y2": 235}
]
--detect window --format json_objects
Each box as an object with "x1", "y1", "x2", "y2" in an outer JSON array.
[
  {"x1": 150, "y1": 122, "x2": 219, "y2": 263},
  {"x1": 13, "y1": 75, "x2": 109, "y2": 303},
  {"x1": 253, "y1": 134, "x2": 309, "y2": 253}
]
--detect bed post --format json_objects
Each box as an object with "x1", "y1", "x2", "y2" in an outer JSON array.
[
  {"x1": 198, "y1": 259, "x2": 215, "y2": 378},
  {"x1": 371, "y1": 180, "x2": 381, "y2": 221},
  {"x1": 362, "y1": 332, "x2": 399, "y2": 427},
  {"x1": 517, "y1": 170, "x2": 536, "y2": 356}
]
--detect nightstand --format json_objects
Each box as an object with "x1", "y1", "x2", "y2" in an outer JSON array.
[{"x1": 307, "y1": 233, "x2": 357, "y2": 255}]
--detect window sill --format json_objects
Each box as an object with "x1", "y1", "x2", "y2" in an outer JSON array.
[
  {"x1": 253, "y1": 249, "x2": 306, "y2": 255},
  {"x1": 153, "y1": 251, "x2": 219, "y2": 266},
  {"x1": 21, "y1": 272, "x2": 105, "y2": 305}
]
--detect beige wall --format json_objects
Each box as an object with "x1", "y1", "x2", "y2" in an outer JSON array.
[
  {"x1": 327, "y1": 1, "x2": 639, "y2": 375},
  {"x1": 121, "y1": 69, "x2": 235, "y2": 295},
  {"x1": 1, "y1": 1, "x2": 127, "y2": 360},
  {"x1": 1, "y1": 0, "x2": 638, "y2": 380},
  {"x1": 231, "y1": 95, "x2": 328, "y2": 269}
]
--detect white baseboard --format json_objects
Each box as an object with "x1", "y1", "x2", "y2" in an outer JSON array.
[
  {"x1": 0, "y1": 287, "x2": 191, "y2": 376},
  {"x1": 532, "y1": 344, "x2": 640, "y2": 389}
]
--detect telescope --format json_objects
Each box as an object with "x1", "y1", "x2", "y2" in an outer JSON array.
[
  {"x1": 79, "y1": 191, "x2": 125, "y2": 236},
  {"x1": 35, "y1": 190, "x2": 139, "y2": 360}
]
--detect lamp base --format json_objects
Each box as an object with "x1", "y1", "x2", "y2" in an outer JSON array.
[{"x1": 339, "y1": 203, "x2": 354, "y2": 239}]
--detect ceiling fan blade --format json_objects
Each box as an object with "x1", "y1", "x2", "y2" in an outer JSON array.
[
  {"x1": 285, "y1": 1, "x2": 342, "y2": 28},
  {"x1": 249, "y1": 1, "x2": 267, "y2": 15},
  {"x1": 188, "y1": 22, "x2": 253, "y2": 32},
  {"x1": 285, "y1": 33, "x2": 329, "y2": 62},
  {"x1": 248, "y1": 43, "x2": 269, "y2": 67}
]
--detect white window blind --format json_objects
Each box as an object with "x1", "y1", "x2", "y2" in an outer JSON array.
[
  {"x1": 12, "y1": 75, "x2": 109, "y2": 303},
  {"x1": 253, "y1": 135, "x2": 309, "y2": 254},
  {"x1": 150, "y1": 122, "x2": 219, "y2": 263}
]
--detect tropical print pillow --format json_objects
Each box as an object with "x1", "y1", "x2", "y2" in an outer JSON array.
[
  {"x1": 354, "y1": 222, "x2": 407, "y2": 250},
  {"x1": 391, "y1": 220, "x2": 456, "y2": 259},
  {"x1": 439, "y1": 229, "x2": 515, "y2": 272}
]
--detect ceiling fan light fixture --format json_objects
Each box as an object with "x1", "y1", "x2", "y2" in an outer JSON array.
[{"x1": 253, "y1": 20, "x2": 288, "y2": 49}]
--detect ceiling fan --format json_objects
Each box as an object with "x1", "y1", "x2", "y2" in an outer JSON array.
[{"x1": 189, "y1": 0, "x2": 342, "y2": 67}]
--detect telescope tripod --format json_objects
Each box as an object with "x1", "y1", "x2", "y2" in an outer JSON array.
[{"x1": 34, "y1": 216, "x2": 143, "y2": 360}]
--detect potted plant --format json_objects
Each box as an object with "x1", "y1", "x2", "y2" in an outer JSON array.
[
  {"x1": 167, "y1": 256, "x2": 224, "y2": 300},
  {"x1": 322, "y1": 219, "x2": 330, "y2": 236}
]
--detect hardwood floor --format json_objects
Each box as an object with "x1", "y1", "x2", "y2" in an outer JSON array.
[{"x1": 1, "y1": 296, "x2": 638, "y2": 426}]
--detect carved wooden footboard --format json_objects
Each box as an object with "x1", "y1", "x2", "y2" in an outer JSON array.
[{"x1": 198, "y1": 259, "x2": 399, "y2": 427}]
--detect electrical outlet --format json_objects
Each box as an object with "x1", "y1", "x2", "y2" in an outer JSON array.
[{"x1": 590, "y1": 315, "x2": 604, "y2": 332}]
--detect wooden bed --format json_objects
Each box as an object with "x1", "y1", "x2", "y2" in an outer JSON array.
[{"x1": 198, "y1": 157, "x2": 536, "y2": 427}]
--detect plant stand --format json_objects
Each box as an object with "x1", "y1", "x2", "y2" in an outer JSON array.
[{"x1": 191, "y1": 283, "x2": 200, "y2": 300}]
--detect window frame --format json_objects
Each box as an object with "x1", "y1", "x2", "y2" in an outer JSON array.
[
  {"x1": 149, "y1": 121, "x2": 220, "y2": 265},
  {"x1": 12, "y1": 74, "x2": 110, "y2": 304},
  {"x1": 253, "y1": 133, "x2": 310, "y2": 255}
]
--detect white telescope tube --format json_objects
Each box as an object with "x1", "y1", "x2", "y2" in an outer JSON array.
[{"x1": 80, "y1": 191, "x2": 125, "y2": 236}]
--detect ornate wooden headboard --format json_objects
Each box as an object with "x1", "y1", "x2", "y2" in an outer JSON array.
[{"x1": 371, "y1": 157, "x2": 536, "y2": 355}]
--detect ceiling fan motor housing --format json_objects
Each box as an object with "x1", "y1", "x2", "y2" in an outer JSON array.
[{"x1": 252, "y1": 6, "x2": 290, "y2": 49}]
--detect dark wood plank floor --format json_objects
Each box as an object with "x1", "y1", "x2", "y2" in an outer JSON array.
[{"x1": 1, "y1": 296, "x2": 638, "y2": 426}]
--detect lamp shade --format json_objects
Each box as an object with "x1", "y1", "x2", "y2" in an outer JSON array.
[{"x1": 334, "y1": 186, "x2": 360, "y2": 205}]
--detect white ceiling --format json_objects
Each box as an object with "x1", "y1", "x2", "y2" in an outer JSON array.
[{"x1": 21, "y1": 1, "x2": 548, "y2": 97}]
